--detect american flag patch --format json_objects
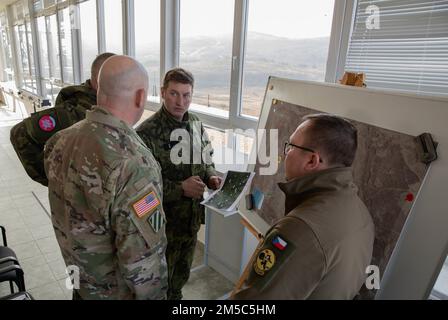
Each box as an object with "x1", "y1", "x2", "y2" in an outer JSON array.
[{"x1": 132, "y1": 191, "x2": 160, "y2": 218}]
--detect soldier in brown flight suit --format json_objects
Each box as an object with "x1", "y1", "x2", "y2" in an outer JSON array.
[{"x1": 232, "y1": 114, "x2": 375, "y2": 300}]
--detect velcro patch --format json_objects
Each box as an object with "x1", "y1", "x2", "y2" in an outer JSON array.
[
  {"x1": 148, "y1": 209, "x2": 165, "y2": 233},
  {"x1": 39, "y1": 115, "x2": 56, "y2": 132},
  {"x1": 253, "y1": 249, "x2": 276, "y2": 276},
  {"x1": 132, "y1": 190, "x2": 160, "y2": 218},
  {"x1": 272, "y1": 236, "x2": 288, "y2": 251}
]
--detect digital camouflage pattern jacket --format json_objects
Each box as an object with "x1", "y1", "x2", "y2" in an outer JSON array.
[
  {"x1": 136, "y1": 106, "x2": 217, "y2": 238},
  {"x1": 10, "y1": 80, "x2": 96, "y2": 186}
]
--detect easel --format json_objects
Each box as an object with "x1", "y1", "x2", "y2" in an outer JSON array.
[{"x1": 231, "y1": 210, "x2": 270, "y2": 296}]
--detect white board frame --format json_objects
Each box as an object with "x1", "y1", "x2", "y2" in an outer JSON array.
[{"x1": 242, "y1": 76, "x2": 448, "y2": 300}]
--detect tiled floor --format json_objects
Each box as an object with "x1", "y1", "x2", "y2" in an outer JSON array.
[{"x1": 0, "y1": 103, "x2": 233, "y2": 300}]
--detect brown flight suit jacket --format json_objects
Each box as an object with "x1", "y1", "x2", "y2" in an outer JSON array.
[{"x1": 233, "y1": 167, "x2": 375, "y2": 300}]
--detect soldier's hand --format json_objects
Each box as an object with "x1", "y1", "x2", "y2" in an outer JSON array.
[
  {"x1": 207, "y1": 176, "x2": 222, "y2": 190},
  {"x1": 182, "y1": 176, "x2": 206, "y2": 199}
]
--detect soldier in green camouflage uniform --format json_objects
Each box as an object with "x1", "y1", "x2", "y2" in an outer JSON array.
[
  {"x1": 137, "y1": 68, "x2": 222, "y2": 300},
  {"x1": 44, "y1": 56, "x2": 168, "y2": 300},
  {"x1": 10, "y1": 52, "x2": 115, "y2": 186}
]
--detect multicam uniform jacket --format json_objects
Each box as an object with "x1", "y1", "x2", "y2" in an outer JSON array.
[{"x1": 44, "y1": 106, "x2": 168, "y2": 300}]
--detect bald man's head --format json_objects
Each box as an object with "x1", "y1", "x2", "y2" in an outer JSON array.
[
  {"x1": 97, "y1": 55, "x2": 149, "y2": 125},
  {"x1": 98, "y1": 56, "x2": 149, "y2": 98}
]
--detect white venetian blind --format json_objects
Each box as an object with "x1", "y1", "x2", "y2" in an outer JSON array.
[{"x1": 345, "y1": 0, "x2": 448, "y2": 96}]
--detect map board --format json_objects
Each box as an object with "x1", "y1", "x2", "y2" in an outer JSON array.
[
  {"x1": 239, "y1": 77, "x2": 448, "y2": 299},
  {"x1": 249, "y1": 100, "x2": 429, "y2": 298}
]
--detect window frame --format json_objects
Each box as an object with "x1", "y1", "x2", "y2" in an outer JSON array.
[{"x1": 3, "y1": 0, "x2": 345, "y2": 129}]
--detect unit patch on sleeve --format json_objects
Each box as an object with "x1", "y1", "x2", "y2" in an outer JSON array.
[
  {"x1": 39, "y1": 115, "x2": 57, "y2": 132},
  {"x1": 253, "y1": 249, "x2": 276, "y2": 276},
  {"x1": 148, "y1": 209, "x2": 165, "y2": 233}
]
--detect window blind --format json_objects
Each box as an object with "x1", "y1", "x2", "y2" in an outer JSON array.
[{"x1": 345, "y1": 0, "x2": 448, "y2": 96}]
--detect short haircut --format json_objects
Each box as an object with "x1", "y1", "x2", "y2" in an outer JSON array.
[
  {"x1": 162, "y1": 68, "x2": 194, "y2": 89},
  {"x1": 302, "y1": 113, "x2": 358, "y2": 167},
  {"x1": 91, "y1": 52, "x2": 116, "y2": 80}
]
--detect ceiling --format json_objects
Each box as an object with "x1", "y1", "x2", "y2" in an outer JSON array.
[{"x1": 0, "y1": 0, "x2": 18, "y2": 10}]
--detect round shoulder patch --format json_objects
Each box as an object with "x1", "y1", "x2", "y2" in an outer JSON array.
[
  {"x1": 39, "y1": 115, "x2": 57, "y2": 132},
  {"x1": 254, "y1": 249, "x2": 276, "y2": 276}
]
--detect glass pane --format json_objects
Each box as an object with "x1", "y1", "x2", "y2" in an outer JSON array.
[
  {"x1": 59, "y1": 8, "x2": 73, "y2": 83},
  {"x1": 242, "y1": 0, "x2": 335, "y2": 118},
  {"x1": 1, "y1": 27, "x2": 14, "y2": 81},
  {"x1": 236, "y1": 132, "x2": 254, "y2": 157},
  {"x1": 42, "y1": 79, "x2": 62, "y2": 103},
  {"x1": 48, "y1": 14, "x2": 61, "y2": 79},
  {"x1": 17, "y1": 24, "x2": 33, "y2": 90},
  {"x1": 79, "y1": 0, "x2": 98, "y2": 81},
  {"x1": 135, "y1": 0, "x2": 160, "y2": 102},
  {"x1": 180, "y1": 0, "x2": 234, "y2": 113},
  {"x1": 104, "y1": 0, "x2": 123, "y2": 54},
  {"x1": 431, "y1": 255, "x2": 448, "y2": 300},
  {"x1": 37, "y1": 16, "x2": 50, "y2": 79},
  {"x1": 33, "y1": 0, "x2": 43, "y2": 12},
  {"x1": 26, "y1": 21, "x2": 37, "y2": 93},
  {"x1": 205, "y1": 127, "x2": 227, "y2": 166}
]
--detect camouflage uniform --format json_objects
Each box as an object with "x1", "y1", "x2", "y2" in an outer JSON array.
[
  {"x1": 10, "y1": 80, "x2": 96, "y2": 186},
  {"x1": 136, "y1": 106, "x2": 217, "y2": 300},
  {"x1": 44, "y1": 106, "x2": 168, "y2": 300}
]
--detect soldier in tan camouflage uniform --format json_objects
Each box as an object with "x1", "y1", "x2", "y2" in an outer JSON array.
[
  {"x1": 44, "y1": 56, "x2": 168, "y2": 300},
  {"x1": 10, "y1": 52, "x2": 115, "y2": 186},
  {"x1": 137, "y1": 68, "x2": 222, "y2": 300}
]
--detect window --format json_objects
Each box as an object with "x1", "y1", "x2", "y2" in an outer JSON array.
[
  {"x1": 241, "y1": 0, "x2": 335, "y2": 118},
  {"x1": 431, "y1": 255, "x2": 448, "y2": 300},
  {"x1": 205, "y1": 127, "x2": 228, "y2": 168},
  {"x1": 48, "y1": 14, "x2": 61, "y2": 80},
  {"x1": 16, "y1": 24, "x2": 36, "y2": 92},
  {"x1": 58, "y1": 7, "x2": 73, "y2": 83},
  {"x1": 26, "y1": 21, "x2": 38, "y2": 93},
  {"x1": 37, "y1": 15, "x2": 58, "y2": 100},
  {"x1": 37, "y1": 16, "x2": 50, "y2": 79},
  {"x1": 180, "y1": 0, "x2": 235, "y2": 114},
  {"x1": 104, "y1": 0, "x2": 123, "y2": 54},
  {"x1": 345, "y1": 0, "x2": 448, "y2": 96},
  {"x1": 79, "y1": 0, "x2": 98, "y2": 81},
  {"x1": 0, "y1": 13, "x2": 14, "y2": 82},
  {"x1": 135, "y1": 0, "x2": 160, "y2": 102}
]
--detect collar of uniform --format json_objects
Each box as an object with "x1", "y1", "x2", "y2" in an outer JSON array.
[
  {"x1": 86, "y1": 106, "x2": 134, "y2": 134},
  {"x1": 278, "y1": 167, "x2": 357, "y2": 214},
  {"x1": 159, "y1": 105, "x2": 190, "y2": 128},
  {"x1": 83, "y1": 79, "x2": 93, "y2": 89}
]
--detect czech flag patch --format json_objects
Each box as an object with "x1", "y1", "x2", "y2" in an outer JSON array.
[{"x1": 272, "y1": 236, "x2": 288, "y2": 251}]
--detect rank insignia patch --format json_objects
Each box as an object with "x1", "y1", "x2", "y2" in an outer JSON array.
[
  {"x1": 254, "y1": 249, "x2": 276, "y2": 276},
  {"x1": 132, "y1": 191, "x2": 160, "y2": 218},
  {"x1": 148, "y1": 209, "x2": 164, "y2": 233}
]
